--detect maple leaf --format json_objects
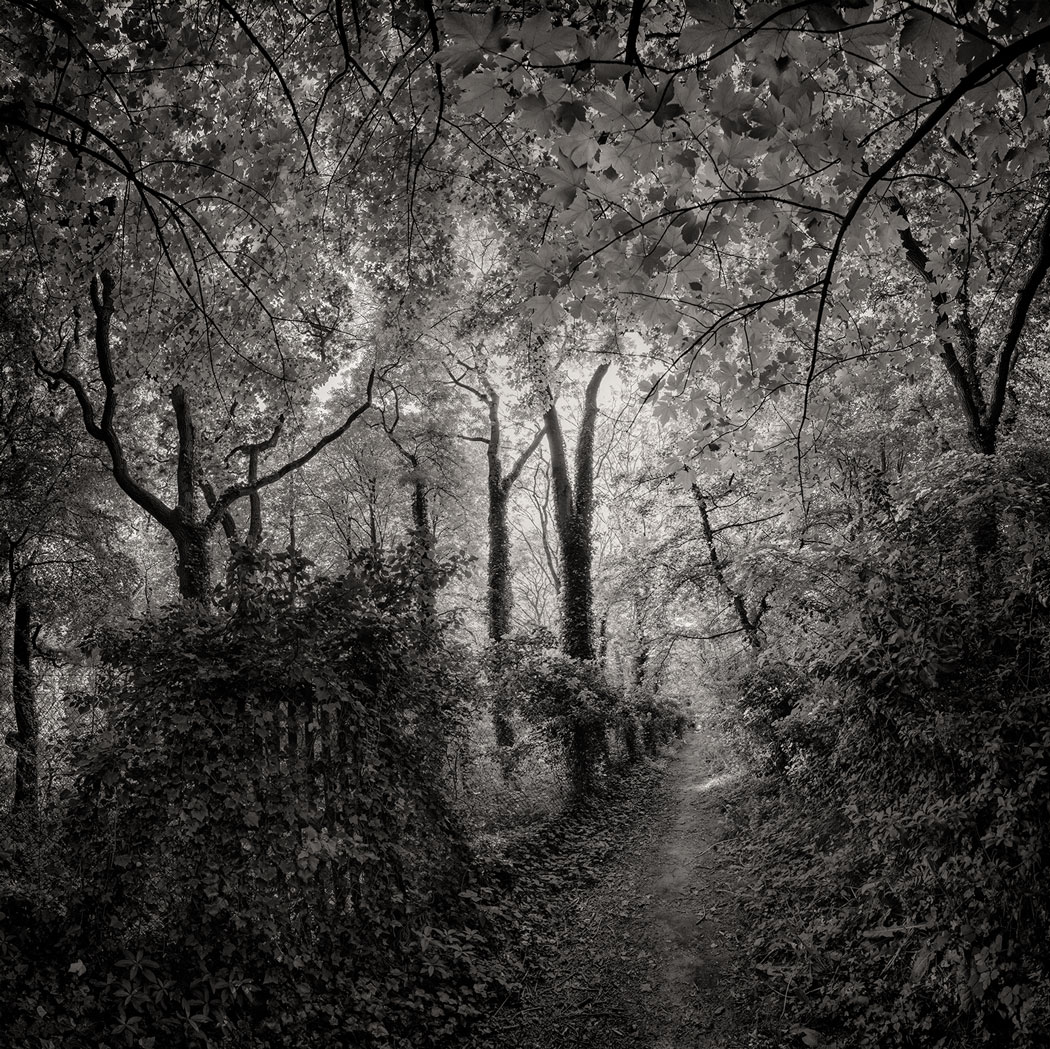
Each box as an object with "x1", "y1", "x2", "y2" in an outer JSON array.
[
  {"x1": 437, "y1": 12, "x2": 509, "y2": 74},
  {"x1": 457, "y1": 72, "x2": 510, "y2": 122}
]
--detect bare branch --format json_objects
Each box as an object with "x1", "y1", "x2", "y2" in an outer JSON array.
[
  {"x1": 503, "y1": 422, "x2": 547, "y2": 492},
  {"x1": 988, "y1": 200, "x2": 1050, "y2": 435},
  {"x1": 205, "y1": 368, "x2": 376, "y2": 526}
]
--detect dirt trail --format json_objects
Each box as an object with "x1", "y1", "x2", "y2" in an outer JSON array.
[{"x1": 468, "y1": 728, "x2": 773, "y2": 1049}]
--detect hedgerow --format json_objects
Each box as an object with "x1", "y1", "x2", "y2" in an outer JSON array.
[
  {"x1": 0, "y1": 545, "x2": 518, "y2": 1048},
  {"x1": 722, "y1": 453, "x2": 1050, "y2": 1048},
  {"x1": 485, "y1": 634, "x2": 684, "y2": 797}
]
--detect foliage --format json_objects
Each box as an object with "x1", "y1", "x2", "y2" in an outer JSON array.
[
  {"x1": 439, "y1": 1, "x2": 1050, "y2": 469},
  {"x1": 487, "y1": 631, "x2": 685, "y2": 796},
  {"x1": 487, "y1": 636, "x2": 619, "y2": 796},
  {"x1": 0, "y1": 546, "x2": 516, "y2": 1048},
  {"x1": 722, "y1": 453, "x2": 1050, "y2": 1048}
]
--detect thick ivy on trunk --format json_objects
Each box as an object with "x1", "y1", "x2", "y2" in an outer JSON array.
[
  {"x1": 171, "y1": 520, "x2": 214, "y2": 606},
  {"x1": 448, "y1": 369, "x2": 545, "y2": 641},
  {"x1": 483, "y1": 387, "x2": 545, "y2": 641},
  {"x1": 544, "y1": 362, "x2": 610, "y2": 662},
  {"x1": 410, "y1": 477, "x2": 437, "y2": 623}
]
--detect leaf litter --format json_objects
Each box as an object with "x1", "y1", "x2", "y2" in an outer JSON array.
[{"x1": 460, "y1": 727, "x2": 784, "y2": 1048}]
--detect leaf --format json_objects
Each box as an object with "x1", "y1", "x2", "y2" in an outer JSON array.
[
  {"x1": 515, "y1": 13, "x2": 579, "y2": 64},
  {"x1": 436, "y1": 12, "x2": 508, "y2": 74},
  {"x1": 515, "y1": 94, "x2": 555, "y2": 134},
  {"x1": 808, "y1": 5, "x2": 849, "y2": 32},
  {"x1": 911, "y1": 945, "x2": 934, "y2": 982},
  {"x1": 899, "y1": 11, "x2": 934, "y2": 49},
  {"x1": 457, "y1": 72, "x2": 509, "y2": 122},
  {"x1": 679, "y1": 0, "x2": 737, "y2": 64}
]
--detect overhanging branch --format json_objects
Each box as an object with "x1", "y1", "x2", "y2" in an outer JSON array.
[{"x1": 205, "y1": 368, "x2": 376, "y2": 526}]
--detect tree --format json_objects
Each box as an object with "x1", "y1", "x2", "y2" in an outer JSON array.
[
  {"x1": 35, "y1": 276, "x2": 376, "y2": 601},
  {"x1": 434, "y1": 2, "x2": 1050, "y2": 500},
  {"x1": 690, "y1": 482, "x2": 767, "y2": 652},
  {"x1": 446, "y1": 363, "x2": 546, "y2": 641},
  {"x1": 3, "y1": 0, "x2": 454, "y2": 601},
  {"x1": 1, "y1": 287, "x2": 133, "y2": 811},
  {"x1": 544, "y1": 360, "x2": 610, "y2": 661}
]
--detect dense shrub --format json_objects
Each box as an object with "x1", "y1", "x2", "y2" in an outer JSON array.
[
  {"x1": 0, "y1": 546, "x2": 516, "y2": 1048},
  {"x1": 486, "y1": 634, "x2": 685, "y2": 796},
  {"x1": 724, "y1": 453, "x2": 1050, "y2": 1048},
  {"x1": 486, "y1": 638, "x2": 620, "y2": 796}
]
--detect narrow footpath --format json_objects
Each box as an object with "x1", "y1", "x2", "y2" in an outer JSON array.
[{"x1": 467, "y1": 728, "x2": 777, "y2": 1049}]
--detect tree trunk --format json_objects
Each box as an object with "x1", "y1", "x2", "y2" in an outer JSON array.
[
  {"x1": 170, "y1": 386, "x2": 219, "y2": 602},
  {"x1": 11, "y1": 591, "x2": 37, "y2": 812},
  {"x1": 488, "y1": 481, "x2": 513, "y2": 641},
  {"x1": 559, "y1": 524, "x2": 595, "y2": 660},
  {"x1": 173, "y1": 521, "x2": 214, "y2": 604},
  {"x1": 693, "y1": 484, "x2": 762, "y2": 651},
  {"x1": 544, "y1": 362, "x2": 610, "y2": 663},
  {"x1": 457, "y1": 379, "x2": 545, "y2": 643},
  {"x1": 410, "y1": 480, "x2": 436, "y2": 623},
  {"x1": 0, "y1": 586, "x2": 12, "y2": 739},
  {"x1": 543, "y1": 363, "x2": 610, "y2": 795}
]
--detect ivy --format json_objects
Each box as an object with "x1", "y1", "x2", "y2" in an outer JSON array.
[
  {"x1": 721, "y1": 454, "x2": 1050, "y2": 1048},
  {"x1": 1, "y1": 546, "x2": 517, "y2": 1048}
]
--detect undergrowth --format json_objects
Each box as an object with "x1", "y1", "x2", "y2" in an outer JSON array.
[
  {"x1": 0, "y1": 544, "x2": 687, "y2": 1049},
  {"x1": 718, "y1": 453, "x2": 1050, "y2": 1049}
]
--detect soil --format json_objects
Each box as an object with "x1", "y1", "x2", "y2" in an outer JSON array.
[{"x1": 465, "y1": 727, "x2": 780, "y2": 1049}]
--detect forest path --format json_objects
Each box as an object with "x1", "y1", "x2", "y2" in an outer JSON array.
[{"x1": 467, "y1": 728, "x2": 773, "y2": 1049}]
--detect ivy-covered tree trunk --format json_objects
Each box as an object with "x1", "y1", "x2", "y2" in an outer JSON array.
[
  {"x1": 488, "y1": 479, "x2": 513, "y2": 641},
  {"x1": 410, "y1": 479, "x2": 437, "y2": 623},
  {"x1": 466, "y1": 382, "x2": 546, "y2": 757},
  {"x1": 446, "y1": 374, "x2": 547, "y2": 644},
  {"x1": 558, "y1": 523, "x2": 596, "y2": 661},
  {"x1": 11, "y1": 590, "x2": 37, "y2": 812},
  {"x1": 544, "y1": 362, "x2": 609, "y2": 663},
  {"x1": 172, "y1": 521, "x2": 214, "y2": 605},
  {"x1": 544, "y1": 362, "x2": 610, "y2": 792},
  {"x1": 170, "y1": 385, "x2": 215, "y2": 603}
]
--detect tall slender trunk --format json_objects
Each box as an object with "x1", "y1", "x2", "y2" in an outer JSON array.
[
  {"x1": 544, "y1": 362, "x2": 610, "y2": 662},
  {"x1": 488, "y1": 481, "x2": 512, "y2": 641},
  {"x1": 460, "y1": 379, "x2": 545, "y2": 643},
  {"x1": 409, "y1": 479, "x2": 437, "y2": 623},
  {"x1": 630, "y1": 594, "x2": 650, "y2": 690},
  {"x1": 543, "y1": 363, "x2": 610, "y2": 795},
  {"x1": 693, "y1": 484, "x2": 762, "y2": 651},
  {"x1": 171, "y1": 386, "x2": 214, "y2": 602}
]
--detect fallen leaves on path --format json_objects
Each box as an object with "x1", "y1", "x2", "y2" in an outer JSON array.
[{"x1": 462, "y1": 729, "x2": 782, "y2": 1049}]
